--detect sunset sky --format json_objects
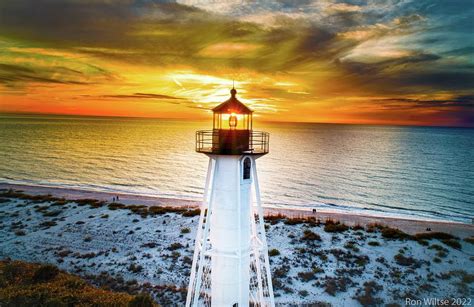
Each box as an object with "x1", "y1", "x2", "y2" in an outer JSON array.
[{"x1": 0, "y1": 0, "x2": 473, "y2": 126}]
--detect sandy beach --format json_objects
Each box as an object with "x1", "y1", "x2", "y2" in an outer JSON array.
[
  {"x1": 2, "y1": 183, "x2": 472, "y2": 238},
  {"x1": 1, "y1": 183, "x2": 473, "y2": 305}
]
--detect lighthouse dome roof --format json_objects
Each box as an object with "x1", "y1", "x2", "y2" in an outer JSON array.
[{"x1": 212, "y1": 89, "x2": 253, "y2": 114}]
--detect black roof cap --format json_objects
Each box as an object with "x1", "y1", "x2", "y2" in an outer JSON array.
[{"x1": 212, "y1": 89, "x2": 253, "y2": 114}]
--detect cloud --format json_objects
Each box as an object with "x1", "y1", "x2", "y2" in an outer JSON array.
[
  {"x1": 0, "y1": 63, "x2": 90, "y2": 87},
  {"x1": 0, "y1": 0, "x2": 473, "y2": 126},
  {"x1": 377, "y1": 95, "x2": 474, "y2": 110},
  {"x1": 100, "y1": 92, "x2": 185, "y2": 100}
]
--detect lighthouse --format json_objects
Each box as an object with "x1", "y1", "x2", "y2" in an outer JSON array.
[{"x1": 186, "y1": 88, "x2": 274, "y2": 307}]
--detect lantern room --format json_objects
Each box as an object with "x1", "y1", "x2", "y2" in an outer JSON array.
[
  {"x1": 212, "y1": 88, "x2": 253, "y2": 130},
  {"x1": 196, "y1": 88, "x2": 269, "y2": 155}
]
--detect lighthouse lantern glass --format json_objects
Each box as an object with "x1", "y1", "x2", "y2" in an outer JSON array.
[{"x1": 229, "y1": 113, "x2": 238, "y2": 129}]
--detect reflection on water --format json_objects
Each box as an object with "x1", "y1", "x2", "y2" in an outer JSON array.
[{"x1": 0, "y1": 115, "x2": 473, "y2": 222}]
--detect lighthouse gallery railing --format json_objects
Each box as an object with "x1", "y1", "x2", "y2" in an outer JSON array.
[{"x1": 196, "y1": 130, "x2": 269, "y2": 155}]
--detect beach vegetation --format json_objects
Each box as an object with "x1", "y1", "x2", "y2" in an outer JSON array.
[
  {"x1": 43, "y1": 210, "x2": 62, "y2": 217},
  {"x1": 344, "y1": 241, "x2": 360, "y2": 252},
  {"x1": 32, "y1": 264, "x2": 59, "y2": 282},
  {"x1": 302, "y1": 230, "x2": 322, "y2": 241},
  {"x1": 284, "y1": 217, "x2": 306, "y2": 225},
  {"x1": 441, "y1": 239, "x2": 461, "y2": 249},
  {"x1": 413, "y1": 232, "x2": 457, "y2": 241},
  {"x1": 366, "y1": 223, "x2": 385, "y2": 233},
  {"x1": 416, "y1": 239, "x2": 429, "y2": 246},
  {"x1": 83, "y1": 236, "x2": 92, "y2": 242},
  {"x1": 168, "y1": 243, "x2": 183, "y2": 250},
  {"x1": 298, "y1": 271, "x2": 316, "y2": 282},
  {"x1": 182, "y1": 256, "x2": 192, "y2": 265},
  {"x1": 129, "y1": 293, "x2": 155, "y2": 307},
  {"x1": 464, "y1": 236, "x2": 474, "y2": 244},
  {"x1": 353, "y1": 281, "x2": 383, "y2": 306},
  {"x1": 436, "y1": 251, "x2": 448, "y2": 258},
  {"x1": 180, "y1": 227, "x2": 190, "y2": 234},
  {"x1": 324, "y1": 277, "x2": 351, "y2": 296},
  {"x1": 352, "y1": 224, "x2": 364, "y2": 231},
  {"x1": 51, "y1": 199, "x2": 68, "y2": 206},
  {"x1": 324, "y1": 220, "x2": 349, "y2": 233},
  {"x1": 0, "y1": 260, "x2": 139, "y2": 306},
  {"x1": 381, "y1": 227, "x2": 410, "y2": 240},
  {"x1": 394, "y1": 254, "x2": 420, "y2": 267},
  {"x1": 141, "y1": 242, "x2": 158, "y2": 248},
  {"x1": 298, "y1": 290, "x2": 309, "y2": 297},
  {"x1": 368, "y1": 241, "x2": 380, "y2": 246},
  {"x1": 108, "y1": 202, "x2": 126, "y2": 210},
  {"x1": 76, "y1": 220, "x2": 85, "y2": 224},
  {"x1": 101, "y1": 214, "x2": 109, "y2": 219},
  {"x1": 272, "y1": 265, "x2": 290, "y2": 279},
  {"x1": 265, "y1": 213, "x2": 285, "y2": 224},
  {"x1": 57, "y1": 250, "x2": 72, "y2": 258},
  {"x1": 14, "y1": 230, "x2": 26, "y2": 236},
  {"x1": 75, "y1": 199, "x2": 106, "y2": 208},
  {"x1": 182, "y1": 209, "x2": 200, "y2": 217},
  {"x1": 269, "y1": 249, "x2": 280, "y2": 257},
  {"x1": 128, "y1": 263, "x2": 143, "y2": 273},
  {"x1": 39, "y1": 220, "x2": 57, "y2": 228},
  {"x1": 428, "y1": 244, "x2": 446, "y2": 251}
]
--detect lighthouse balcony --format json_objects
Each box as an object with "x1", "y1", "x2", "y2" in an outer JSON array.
[{"x1": 196, "y1": 130, "x2": 269, "y2": 155}]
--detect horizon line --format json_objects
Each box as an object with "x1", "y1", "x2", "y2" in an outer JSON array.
[{"x1": 0, "y1": 111, "x2": 472, "y2": 129}]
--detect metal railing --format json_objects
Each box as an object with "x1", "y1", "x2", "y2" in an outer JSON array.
[{"x1": 196, "y1": 130, "x2": 269, "y2": 155}]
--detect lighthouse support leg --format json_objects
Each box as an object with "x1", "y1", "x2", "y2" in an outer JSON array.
[
  {"x1": 186, "y1": 157, "x2": 216, "y2": 307},
  {"x1": 252, "y1": 159, "x2": 275, "y2": 307}
]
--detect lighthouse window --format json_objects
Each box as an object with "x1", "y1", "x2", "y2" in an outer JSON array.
[{"x1": 243, "y1": 158, "x2": 251, "y2": 180}]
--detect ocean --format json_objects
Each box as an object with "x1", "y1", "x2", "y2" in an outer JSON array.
[{"x1": 1, "y1": 114, "x2": 473, "y2": 223}]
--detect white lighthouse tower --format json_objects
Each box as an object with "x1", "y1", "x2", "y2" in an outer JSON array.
[{"x1": 186, "y1": 88, "x2": 274, "y2": 307}]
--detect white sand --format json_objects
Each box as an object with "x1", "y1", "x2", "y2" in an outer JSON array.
[{"x1": 1, "y1": 184, "x2": 473, "y2": 305}]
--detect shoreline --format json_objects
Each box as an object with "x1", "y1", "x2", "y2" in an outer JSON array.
[{"x1": 1, "y1": 182, "x2": 473, "y2": 238}]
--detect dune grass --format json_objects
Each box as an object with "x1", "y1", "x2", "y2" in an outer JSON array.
[{"x1": 0, "y1": 260, "x2": 156, "y2": 306}]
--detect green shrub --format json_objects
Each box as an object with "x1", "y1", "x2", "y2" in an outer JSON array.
[
  {"x1": 381, "y1": 227, "x2": 410, "y2": 240},
  {"x1": 324, "y1": 220, "x2": 349, "y2": 233},
  {"x1": 129, "y1": 293, "x2": 155, "y2": 307},
  {"x1": 368, "y1": 241, "x2": 380, "y2": 246},
  {"x1": 0, "y1": 260, "x2": 138, "y2": 305},
  {"x1": 284, "y1": 217, "x2": 306, "y2": 225},
  {"x1": 414, "y1": 232, "x2": 458, "y2": 241},
  {"x1": 464, "y1": 236, "x2": 474, "y2": 244},
  {"x1": 128, "y1": 263, "x2": 143, "y2": 273},
  {"x1": 298, "y1": 271, "x2": 316, "y2": 282},
  {"x1": 108, "y1": 203, "x2": 126, "y2": 210},
  {"x1": 168, "y1": 243, "x2": 183, "y2": 250},
  {"x1": 442, "y1": 239, "x2": 461, "y2": 250},
  {"x1": 181, "y1": 227, "x2": 191, "y2": 234},
  {"x1": 302, "y1": 230, "x2": 322, "y2": 241},
  {"x1": 182, "y1": 209, "x2": 200, "y2": 217},
  {"x1": 14, "y1": 230, "x2": 26, "y2": 236},
  {"x1": 269, "y1": 249, "x2": 280, "y2": 257},
  {"x1": 33, "y1": 264, "x2": 59, "y2": 282},
  {"x1": 394, "y1": 254, "x2": 415, "y2": 266}
]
